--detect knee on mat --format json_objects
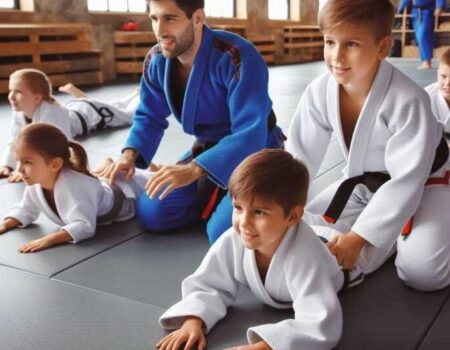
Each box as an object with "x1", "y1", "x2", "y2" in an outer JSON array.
[
  {"x1": 136, "y1": 193, "x2": 174, "y2": 231},
  {"x1": 396, "y1": 258, "x2": 450, "y2": 292}
]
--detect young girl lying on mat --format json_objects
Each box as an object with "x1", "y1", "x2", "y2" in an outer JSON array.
[
  {"x1": 1, "y1": 68, "x2": 139, "y2": 182},
  {"x1": 0, "y1": 123, "x2": 150, "y2": 253}
]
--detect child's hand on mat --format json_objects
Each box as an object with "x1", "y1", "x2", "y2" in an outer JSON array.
[
  {"x1": 0, "y1": 166, "x2": 12, "y2": 178},
  {"x1": 8, "y1": 171, "x2": 23, "y2": 183},
  {"x1": 156, "y1": 316, "x2": 206, "y2": 350},
  {"x1": 0, "y1": 218, "x2": 20, "y2": 234},
  {"x1": 18, "y1": 230, "x2": 72, "y2": 253},
  {"x1": 146, "y1": 162, "x2": 206, "y2": 200},
  {"x1": 224, "y1": 340, "x2": 272, "y2": 350},
  {"x1": 327, "y1": 231, "x2": 366, "y2": 270}
]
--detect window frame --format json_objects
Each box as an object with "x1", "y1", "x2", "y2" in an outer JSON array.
[
  {"x1": 87, "y1": 0, "x2": 149, "y2": 13},
  {"x1": 205, "y1": 0, "x2": 237, "y2": 18},
  {"x1": 0, "y1": 0, "x2": 19, "y2": 10}
]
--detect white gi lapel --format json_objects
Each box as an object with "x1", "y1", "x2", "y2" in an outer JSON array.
[
  {"x1": 326, "y1": 75, "x2": 348, "y2": 161},
  {"x1": 345, "y1": 60, "x2": 392, "y2": 176},
  {"x1": 36, "y1": 183, "x2": 64, "y2": 225},
  {"x1": 243, "y1": 227, "x2": 295, "y2": 309}
]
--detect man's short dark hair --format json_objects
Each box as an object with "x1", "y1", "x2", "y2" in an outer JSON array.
[{"x1": 149, "y1": 0, "x2": 204, "y2": 18}]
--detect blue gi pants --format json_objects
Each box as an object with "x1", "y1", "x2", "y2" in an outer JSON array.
[
  {"x1": 412, "y1": 8, "x2": 435, "y2": 61},
  {"x1": 136, "y1": 127, "x2": 285, "y2": 244}
]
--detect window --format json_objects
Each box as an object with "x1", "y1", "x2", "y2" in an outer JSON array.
[
  {"x1": 269, "y1": 0, "x2": 289, "y2": 20},
  {"x1": 0, "y1": 0, "x2": 17, "y2": 9},
  {"x1": 87, "y1": 0, "x2": 147, "y2": 13},
  {"x1": 205, "y1": 0, "x2": 234, "y2": 18}
]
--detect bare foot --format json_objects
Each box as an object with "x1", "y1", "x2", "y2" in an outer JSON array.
[
  {"x1": 92, "y1": 157, "x2": 115, "y2": 177},
  {"x1": 58, "y1": 83, "x2": 87, "y2": 99},
  {"x1": 418, "y1": 61, "x2": 432, "y2": 70}
]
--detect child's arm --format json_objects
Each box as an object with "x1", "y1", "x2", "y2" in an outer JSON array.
[
  {"x1": 156, "y1": 317, "x2": 206, "y2": 350},
  {"x1": 0, "y1": 166, "x2": 13, "y2": 178},
  {"x1": 18, "y1": 230, "x2": 72, "y2": 253},
  {"x1": 0, "y1": 217, "x2": 21, "y2": 234},
  {"x1": 224, "y1": 341, "x2": 272, "y2": 350},
  {"x1": 327, "y1": 231, "x2": 367, "y2": 270},
  {"x1": 7, "y1": 171, "x2": 23, "y2": 183}
]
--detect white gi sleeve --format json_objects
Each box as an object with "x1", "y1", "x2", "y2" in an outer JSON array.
[
  {"x1": 5, "y1": 186, "x2": 41, "y2": 226},
  {"x1": 159, "y1": 230, "x2": 242, "y2": 332}
]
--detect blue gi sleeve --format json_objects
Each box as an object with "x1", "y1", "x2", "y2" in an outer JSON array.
[
  {"x1": 194, "y1": 45, "x2": 272, "y2": 188},
  {"x1": 437, "y1": 0, "x2": 446, "y2": 10},
  {"x1": 398, "y1": 0, "x2": 411, "y2": 13},
  {"x1": 123, "y1": 48, "x2": 172, "y2": 169}
]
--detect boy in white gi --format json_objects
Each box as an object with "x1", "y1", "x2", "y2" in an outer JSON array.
[
  {"x1": 287, "y1": 0, "x2": 450, "y2": 291},
  {"x1": 0, "y1": 123, "x2": 149, "y2": 253},
  {"x1": 425, "y1": 47, "x2": 450, "y2": 135},
  {"x1": 157, "y1": 149, "x2": 364, "y2": 350},
  {"x1": 1, "y1": 69, "x2": 135, "y2": 182}
]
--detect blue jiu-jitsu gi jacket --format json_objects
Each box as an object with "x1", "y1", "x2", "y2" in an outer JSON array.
[{"x1": 124, "y1": 25, "x2": 275, "y2": 188}]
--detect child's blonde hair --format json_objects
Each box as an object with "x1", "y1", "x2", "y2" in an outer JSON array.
[
  {"x1": 440, "y1": 47, "x2": 450, "y2": 66},
  {"x1": 16, "y1": 123, "x2": 93, "y2": 177},
  {"x1": 10, "y1": 68, "x2": 56, "y2": 103},
  {"x1": 318, "y1": 0, "x2": 395, "y2": 42}
]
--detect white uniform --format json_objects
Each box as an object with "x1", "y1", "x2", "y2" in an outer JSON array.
[
  {"x1": 160, "y1": 222, "x2": 344, "y2": 350},
  {"x1": 65, "y1": 92, "x2": 139, "y2": 137},
  {"x1": 287, "y1": 60, "x2": 450, "y2": 291},
  {"x1": 4, "y1": 168, "x2": 150, "y2": 243},
  {"x1": 425, "y1": 82, "x2": 450, "y2": 133},
  {"x1": 1, "y1": 100, "x2": 72, "y2": 170}
]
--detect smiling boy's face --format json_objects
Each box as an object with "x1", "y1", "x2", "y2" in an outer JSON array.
[
  {"x1": 438, "y1": 62, "x2": 450, "y2": 102},
  {"x1": 323, "y1": 23, "x2": 391, "y2": 90},
  {"x1": 232, "y1": 195, "x2": 302, "y2": 258}
]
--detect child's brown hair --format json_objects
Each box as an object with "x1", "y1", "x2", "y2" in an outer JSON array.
[
  {"x1": 16, "y1": 123, "x2": 92, "y2": 177},
  {"x1": 10, "y1": 68, "x2": 56, "y2": 103},
  {"x1": 440, "y1": 47, "x2": 450, "y2": 66},
  {"x1": 319, "y1": 0, "x2": 395, "y2": 42},
  {"x1": 229, "y1": 149, "x2": 309, "y2": 216}
]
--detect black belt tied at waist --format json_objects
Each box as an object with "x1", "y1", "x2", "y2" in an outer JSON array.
[
  {"x1": 97, "y1": 183, "x2": 126, "y2": 224},
  {"x1": 178, "y1": 108, "x2": 282, "y2": 221},
  {"x1": 323, "y1": 136, "x2": 449, "y2": 237}
]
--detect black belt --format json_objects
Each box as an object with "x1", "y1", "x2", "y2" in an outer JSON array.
[
  {"x1": 323, "y1": 137, "x2": 449, "y2": 229},
  {"x1": 72, "y1": 110, "x2": 88, "y2": 137},
  {"x1": 177, "y1": 108, "x2": 282, "y2": 220},
  {"x1": 97, "y1": 184, "x2": 126, "y2": 224},
  {"x1": 69, "y1": 100, "x2": 115, "y2": 131}
]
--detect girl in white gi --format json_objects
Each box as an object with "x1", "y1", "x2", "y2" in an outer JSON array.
[
  {"x1": 158, "y1": 149, "x2": 363, "y2": 350},
  {"x1": 287, "y1": 0, "x2": 450, "y2": 292},
  {"x1": 0, "y1": 123, "x2": 149, "y2": 253},
  {"x1": 425, "y1": 47, "x2": 450, "y2": 135},
  {"x1": 0, "y1": 69, "x2": 136, "y2": 182}
]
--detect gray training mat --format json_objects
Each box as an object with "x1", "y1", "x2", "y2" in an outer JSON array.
[
  {"x1": 0, "y1": 265, "x2": 166, "y2": 350},
  {"x1": 418, "y1": 294, "x2": 450, "y2": 350},
  {"x1": 336, "y1": 257, "x2": 450, "y2": 350},
  {"x1": 0, "y1": 182, "x2": 146, "y2": 277}
]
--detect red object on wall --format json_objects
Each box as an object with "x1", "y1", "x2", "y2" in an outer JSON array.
[{"x1": 120, "y1": 21, "x2": 140, "y2": 31}]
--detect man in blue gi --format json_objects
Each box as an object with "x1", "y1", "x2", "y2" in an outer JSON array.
[
  {"x1": 107, "y1": 0, "x2": 284, "y2": 243},
  {"x1": 399, "y1": 0, "x2": 446, "y2": 69}
]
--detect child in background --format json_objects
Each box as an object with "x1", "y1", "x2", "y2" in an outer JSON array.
[
  {"x1": 158, "y1": 149, "x2": 364, "y2": 350},
  {"x1": 0, "y1": 123, "x2": 150, "y2": 253},
  {"x1": 425, "y1": 47, "x2": 450, "y2": 136},
  {"x1": 1, "y1": 69, "x2": 137, "y2": 182},
  {"x1": 287, "y1": 0, "x2": 450, "y2": 291}
]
